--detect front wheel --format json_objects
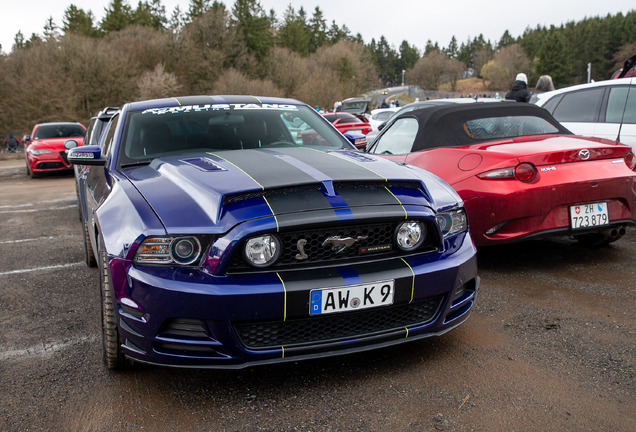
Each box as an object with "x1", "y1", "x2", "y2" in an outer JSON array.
[{"x1": 98, "y1": 235, "x2": 130, "y2": 369}]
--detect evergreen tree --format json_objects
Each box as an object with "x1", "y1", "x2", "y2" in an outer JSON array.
[
  {"x1": 43, "y1": 17, "x2": 60, "y2": 41},
  {"x1": 497, "y1": 30, "x2": 516, "y2": 50},
  {"x1": 187, "y1": 0, "x2": 211, "y2": 21},
  {"x1": 308, "y1": 7, "x2": 327, "y2": 53},
  {"x1": 62, "y1": 5, "x2": 100, "y2": 38},
  {"x1": 398, "y1": 41, "x2": 420, "y2": 71},
  {"x1": 424, "y1": 39, "x2": 440, "y2": 56},
  {"x1": 277, "y1": 6, "x2": 310, "y2": 56},
  {"x1": 232, "y1": 0, "x2": 273, "y2": 62},
  {"x1": 131, "y1": 0, "x2": 167, "y2": 30},
  {"x1": 169, "y1": 5, "x2": 185, "y2": 34},
  {"x1": 537, "y1": 26, "x2": 570, "y2": 87},
  {"x1": 12, "y1": 31, "x2": 25, "y2": 52},
  {"x1": 100, "y1": 0, "x2": 134, "y2": 33},
  {"x1": 445, "y1": 36, "x2": 458, "y2": 58}
]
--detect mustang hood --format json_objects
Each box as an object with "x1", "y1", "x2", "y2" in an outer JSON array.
[{"x1": 123, "y1": 147, "x2": 456, "y2": 234}]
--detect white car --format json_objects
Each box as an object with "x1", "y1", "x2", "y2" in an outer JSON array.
[
  {"x1": 535, "y1": 78, "x2": 636, "y2": 150},
  {"x1": 369, "y1": 108, "x2": 400, "y2": 131}
]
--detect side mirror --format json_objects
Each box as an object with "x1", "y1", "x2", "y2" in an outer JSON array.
[
  {"x1": 64, "y1": 140, "x2": 79, "y2": 149},
  {"x1": 343, "y1": 132, "x2": 367, "y2": 150},
  {"x1": 67, "y1": 145, "x2": 107, "y2": 166}
]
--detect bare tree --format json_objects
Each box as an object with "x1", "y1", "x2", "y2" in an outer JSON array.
[
  {"x1": 408, "y1": 51, "x2": 450, "y2": 91},
  {"x1": 138, "y1": 63, "x2": 182, "y2": 100},
  {"x1": 480, "y1": 44, "x2": 530, "y2": 90},
  {"x1": 213, "y1": 68, "x2": 283, "y2": 96}
]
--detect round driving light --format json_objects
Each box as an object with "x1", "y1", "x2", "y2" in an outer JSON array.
[
  {"x1": 169, "y1": 237, "x2": 201, "y2": 265},
  {"x1": 514, "y1": 163, "x2": 536, "y2": 182},
  {"x1": 395, "y1": 221, "x2": 426, "y2": 251},
  {"x1": 243, "y1": 234, "x2": 280, "y2": 267}
]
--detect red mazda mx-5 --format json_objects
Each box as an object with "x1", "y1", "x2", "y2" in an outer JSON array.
[
  {"x1": 25, "y1": 122, "x2": 86, "y2": 178},
  {"x1": 367, "y1": 100, "x2": 636, "y2": 246}
]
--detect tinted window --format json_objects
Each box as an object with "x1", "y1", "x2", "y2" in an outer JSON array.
[
  {"x1": 34, "y1": 124, "x2": 85, "y2": 140},
  {"x1": 541, "y1": 95, "x2": 561, "y2": 114},
  {"x1": 463, "y1": 116, "x2": 559, "y2": 140},
  {"x1": 552, "y1": 88, "x2": 604, "y2": 122},
  {"x1": 606, "y1": 86, "x2": 636, "y2": 124},
  {"x1": 101, "y1": 114, "x2": 119, "y2": 156},
  {"x1": 372, "y1": 112, "x2": 395, "y2": 122},
  {"x1": 369, "y1": 118, "x2": 419, "y2": 155}
]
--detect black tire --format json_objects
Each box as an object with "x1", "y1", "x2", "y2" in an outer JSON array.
[
  {"x1": 83, "y1": 219, "x2": 97, "y2": 267},
  {"x1": 98, "y1": 236, "x2": 129, "y2": 369},
  {"x1": 26, "y1": 161, "x2": 39, "y2": 178}
]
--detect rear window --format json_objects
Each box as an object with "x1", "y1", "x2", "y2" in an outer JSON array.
[
  {"x1": 34, "y1": 124, "x2": 85, "y2": 140},
  {"x1": 463, "y1": 116, "x2": 560, "y2": 140}
]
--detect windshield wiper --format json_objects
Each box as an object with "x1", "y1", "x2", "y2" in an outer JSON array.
[
  {"x1": 380, "y1": 150, "x2": 393, "y2": 155},
  {"x1": 120, "y1": 160, "x2": 152, "y2": 168}
]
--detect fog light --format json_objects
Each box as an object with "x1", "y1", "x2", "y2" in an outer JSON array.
[
  {"x1": 243, "y1": 234, "x2": 280, "y2": 267},
  {"x1": 395, "y1": 221, "x2": 425, "y2": 251}
]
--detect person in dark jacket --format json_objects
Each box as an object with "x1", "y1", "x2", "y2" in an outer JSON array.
[{"x1": 505, "y1": 73, "x2": 531, "y2": 102}]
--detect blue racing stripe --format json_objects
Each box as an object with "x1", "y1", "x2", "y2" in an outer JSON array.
[
  {"x1": 334, "y1": 208, "x2": 354, "y2": 221},
  {"x1": 337, "y1": 267, "x2": 362, "y2": 285}
]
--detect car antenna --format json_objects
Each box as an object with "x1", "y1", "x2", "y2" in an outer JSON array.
[{"x1": 616, "y1": 55, "x2": 636, "y2": 143}]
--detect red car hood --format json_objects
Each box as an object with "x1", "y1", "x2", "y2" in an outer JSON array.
[
  {"x1": 30, "y1": 137, "x2": 85, "y2": 149},
  {"x1": 397, "y1": 134, "x2": 631, "y2": 186}
]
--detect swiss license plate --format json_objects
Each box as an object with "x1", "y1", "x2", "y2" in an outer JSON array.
[
  {"x1": 310, "y1": 280, "x2": 394, "y2": 316},
  {"x1": 569, "y1": 202, "x2": 609, "y2": 229}
]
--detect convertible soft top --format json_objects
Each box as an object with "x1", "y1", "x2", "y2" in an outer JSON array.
[{"x1": 394, "y1": 101, "x2": 572, "y2": 152}]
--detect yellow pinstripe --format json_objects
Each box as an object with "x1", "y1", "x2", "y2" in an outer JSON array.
[{"x1": 400, "y1": 258, "x2": 415, "y2": 303}]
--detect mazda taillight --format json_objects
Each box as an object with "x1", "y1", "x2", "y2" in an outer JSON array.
[
  {"x1": 624, "y1": 152, "x2": 636, "y2": 170},
  {"x1": 514, "y1": 163, "x2": 536, "y2": 182}
]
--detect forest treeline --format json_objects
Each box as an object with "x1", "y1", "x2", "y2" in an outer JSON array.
[{"x1": 1, "y1": 0, "x2": 635, "y2": 136}]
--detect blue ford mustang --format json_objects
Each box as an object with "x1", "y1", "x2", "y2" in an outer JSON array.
[{"x1": 67, "y1": 95, "x2": 479, "y2": 369}]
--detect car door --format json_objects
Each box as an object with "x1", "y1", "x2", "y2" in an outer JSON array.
[
  {"x1": 595, "y1": 85, "x2": 636, "y2": 150},
  {"x1": 550, "y1": 87, "x2": 605, "y2": 138},
  {"x1": 85, "y1": 114, "x2": 119, "y2": 253}
]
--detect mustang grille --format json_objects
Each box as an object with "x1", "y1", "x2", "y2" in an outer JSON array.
[
  {"x1": 233, "y1": 296, "x2": 443, "y2": 349},
  {"x1": 333, "y1": 181, "x2": 421, "y2": 190},
  {"x1": 226, "y1": 221, "x2": 438, "y2": 274}
]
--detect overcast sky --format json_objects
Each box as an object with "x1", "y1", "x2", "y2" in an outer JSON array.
[{"x1": 2, "y1": 0, "x2": 634, "y2": 55}]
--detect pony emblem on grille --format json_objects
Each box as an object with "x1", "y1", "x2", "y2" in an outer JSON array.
[{"x1": 322, "y1": 235, "x2": 368, "y2": 253}]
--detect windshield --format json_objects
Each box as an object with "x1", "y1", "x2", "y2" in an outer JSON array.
[
  {"x1": 342, "y1": 101, "x2": 369, "y2": 113},
  {"x1": 34, "y1": 124, "x2": 85, "y2": 140},
  {"x1": 118, "y1": 104, "x2": 350, "y2": 166}
]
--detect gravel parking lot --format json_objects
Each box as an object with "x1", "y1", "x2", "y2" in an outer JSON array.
[{"x1": 1, "y1": 159, "x2": 634, "y2": 431}]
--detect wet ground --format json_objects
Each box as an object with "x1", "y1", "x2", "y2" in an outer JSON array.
[{"x1": 1, "y1": 159, "x2": 634, "y2": 431}]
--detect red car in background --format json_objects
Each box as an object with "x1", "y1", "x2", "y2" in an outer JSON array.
[
  {"x1": 25, "y1": 122, "x2": 86, "y2": 178},
  {"x1": 367, "y1": 100, "x2": 636, "y2": 246},
  {"x1": 322, "y1": 112, "x2": 372, "y2": 136}
]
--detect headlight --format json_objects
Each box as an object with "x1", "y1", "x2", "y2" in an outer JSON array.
[
  {"x1": 135, "y1": 236, "x2": 202, "y2": 265},
  {"x1": 243, "y1": 234, "x2": 280, "y2": 268},
  {"x1": 27, "y1": 148, "x2": 53, "y2": 155},
  {"x1": 395, "y1": 221, "x2": 426, "y2": 251},
  {"x1": 436, "y1": 208, "x2": 468, "y2": 238}
]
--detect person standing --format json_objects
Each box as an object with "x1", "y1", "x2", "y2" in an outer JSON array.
[
  {"x1": 529, "y1": 75, "x2": 555, "y2": 104},
  {"x1": 505, "y1": 73, "x2": 531, "y2": 103}
]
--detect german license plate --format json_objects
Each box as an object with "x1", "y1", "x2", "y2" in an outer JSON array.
[
  {"x1": 569, "y1": 202, "x2": 609, "y2": 229},
  {"x1": 310, "y1": 280, "x2": 394, "y2": 316},
  {"x1": 345, "y1": 129, "x2": 362, "y2": 134}
]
